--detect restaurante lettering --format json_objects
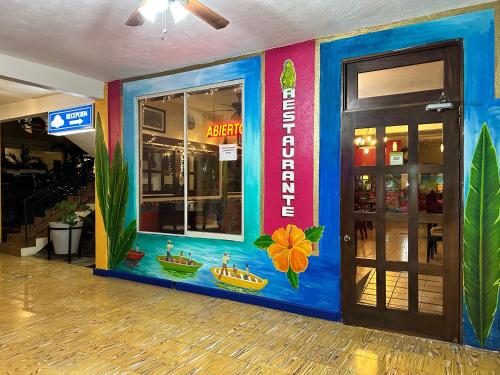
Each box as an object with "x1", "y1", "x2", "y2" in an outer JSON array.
[{"x1": 281, "y1": 87, "x2": 295, "y2": 217}]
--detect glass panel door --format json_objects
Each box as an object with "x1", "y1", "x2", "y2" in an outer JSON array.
[
  {"x1": 341, "y1": 42, "x2": 461, "y2": 342},
  {"x1": 343, "y1": 108, "x2": 459, "y2": 341}
]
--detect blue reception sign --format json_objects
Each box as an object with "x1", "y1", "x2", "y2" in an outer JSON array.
[{"x1": 48, "y1": 104, "x2": 94, "y2": 135}]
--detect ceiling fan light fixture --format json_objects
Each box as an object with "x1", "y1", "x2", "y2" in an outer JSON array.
[
  {"x1": 170, "y1": 0, "x2": 189, "y2": 23},
  {"x1": 139, "y1": 0, "x2": 169, "y2": 23}
]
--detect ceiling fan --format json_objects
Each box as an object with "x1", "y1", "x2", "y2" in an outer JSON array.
[{"x1": 126, "y1": 0, "x2": 229, "y2": 30}]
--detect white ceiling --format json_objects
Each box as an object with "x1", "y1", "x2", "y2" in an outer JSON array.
[
  {"x1": 0, "y1": 0, "x2": 492, "y2": 82},
  {"x1": 0, "y1": 78, "x2": 53, "y2": 105}
]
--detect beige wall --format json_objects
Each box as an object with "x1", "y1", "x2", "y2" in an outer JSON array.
[{"x1": 0, "y1": 93, "x2": 93, "y2": 122}]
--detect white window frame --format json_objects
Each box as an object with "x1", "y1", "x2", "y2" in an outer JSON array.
[{"x1": 137, "y1": 79, "x2": 245, "y2": 242}]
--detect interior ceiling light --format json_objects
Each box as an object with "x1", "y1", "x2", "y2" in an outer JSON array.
[
  {"x1": 126, "y1": 0, "x2": 229, "y2": 30},
  {"x1": 139, "y1": 0, "x2": 169, "y2": 23},
  {"x1": 170, "y1": 0, "x2": 189, "y2": 23}
]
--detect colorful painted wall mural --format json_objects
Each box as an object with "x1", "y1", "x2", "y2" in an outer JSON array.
[
  {"x1": 95, "y1": 8, "x2": 499, "y2": 351},
  {"x1": 113, "y1": 55, "x2": 339, "y2": 319}
]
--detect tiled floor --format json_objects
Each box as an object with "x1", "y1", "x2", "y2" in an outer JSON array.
[
  {"x1": 0, "y1": 254, "x2": 498, "y2": 374},
  {"x1": 33, "y1": 252, "x2": 96, "y2": 268},
  {"x1": 355, "y1": 221, "x2": 443, "y2": 264},
  {"x1": 357, "y1": 269, "x2": 443, "y2": 314},
  {"x1": 355, "y1": 220, "x2": 445, "y2": 314}
]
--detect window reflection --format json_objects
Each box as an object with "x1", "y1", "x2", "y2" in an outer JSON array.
[
  {"x1": 419, "y1": 274, "x2": 443, "y2": 315},
  {"x1": 356, "y1": 267, "x2": 377, "y2": 307},
  {"x1": 385, "y1": 125, "x2": 408, "y2": 165},
  {"x1": 386, "y1": 220, "x2": 408, "y2": 262},
  {"x1": 418, "y1": 223, "x2": 443, "y2": 265},
  {"x1": 386, "y1": 271, "x2": 408, "y2": 310},
  {"x1": 357, "y1": 61, "x2": 444, "y2": 98},
  {"x1": 354, "y1": 128, "x2": 376, "y2": 166},
  {"x1": 418, "y1": 173, "x2": 443, "y2": 213},
  {"x1": 187, "y1": 85, "x2": 243, "y2": 236},
  {"x1": 418, "y1": 123, "x2": 443, "y2": 164},
  {"x1": 385, "y1": 174, "x2": 409, "y2": 213},
  {"x1": 138, "y1": 83, "x2": 243, "y2": 238},
  {"x1": 140, "y1": 93, "x2": 185, "y2": 234},
  {"x1": 355, "y1": 220, "x2": 376, "y2": 260},
  {"x1": 354, "y1": 174, "x2": 376, "y2": 212}
]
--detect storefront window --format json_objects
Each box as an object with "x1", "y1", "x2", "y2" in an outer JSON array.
[{"x1": 138, "y1": 82, "x2": 243, "y2": 240}]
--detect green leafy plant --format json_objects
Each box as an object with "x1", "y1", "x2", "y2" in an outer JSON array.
[
  {"x1": 95, "y1": 115, "x2": 137, "y2": 269},
  {"x1": 56, "y1": 201, "x2": 79, "y2": 226},
  {"x1": 254, "y1": 224, "x2": 325, "y2": 289},
  {"x1": 464, "y1": 123, "x2": 500, "y2": 347}
]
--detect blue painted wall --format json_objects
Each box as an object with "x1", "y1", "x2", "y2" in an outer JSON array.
[{"x1": 319, "y1": 10, "x2": 499, "y2": 350}]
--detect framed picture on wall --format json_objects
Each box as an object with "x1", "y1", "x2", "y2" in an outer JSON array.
[{"x1": 143, "y1": 106, "x2": 166, "y2": 132}]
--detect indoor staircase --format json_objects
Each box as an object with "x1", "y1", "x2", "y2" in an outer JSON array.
[{"x1": 0, "y1": 181, "x2": 95, "y2": 256}]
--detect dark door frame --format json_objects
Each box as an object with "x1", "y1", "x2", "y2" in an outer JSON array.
[{"x1": 340, "y1": 40, "x2": 464, "y2": 343}]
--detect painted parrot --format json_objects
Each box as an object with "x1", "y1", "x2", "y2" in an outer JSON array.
[{"x1": 280, "y1": 59, "x2": 296, "y2": 90}]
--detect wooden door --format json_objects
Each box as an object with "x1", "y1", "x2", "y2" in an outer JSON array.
[{"x1": 340, "y1": 42, "x2": 462, "y2": 342}]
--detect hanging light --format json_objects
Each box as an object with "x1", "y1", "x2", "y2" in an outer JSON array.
[
  {"x1": 170, "y1": 0, "x2": 189, "y2": 23},
  {"x1": 440, "y1": 143, "x2": 444, "y2": 152},
  {"x1": 139, "y1": 0, "x2": 169, "y2": 23},
  {"x1": 354, "y1": 135, "x2": 376, "y2": 152},
  {"x1": 160, "y1": 9, "x2": 168, "y2": 40}
]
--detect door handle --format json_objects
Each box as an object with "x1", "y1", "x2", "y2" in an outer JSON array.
[{"x1": 343, "y1": 234, "x2": 352, "y2": 243}]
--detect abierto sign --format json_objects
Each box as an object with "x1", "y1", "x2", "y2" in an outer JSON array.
[
  {"x1": 207, "y1": 122, "x2": 242, "y2": 138},
  {"x1": 48, "y1": 104, "x2": 94, "y2": 135}
]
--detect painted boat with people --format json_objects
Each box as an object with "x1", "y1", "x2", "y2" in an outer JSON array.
[
  {"x1": 156, "y1": 255, "x2": 203, "y2": 273},
  {"x1": 127, "y1": 250, "x2": 145, "y2": 261},
  {"x1": 210, "y1": 267, "x2": 268, "y2": 291}
]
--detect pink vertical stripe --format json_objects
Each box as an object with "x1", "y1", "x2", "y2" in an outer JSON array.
[
  {"x1": 264, "y1": 40, "x2": 316, "y2": 234},
  {"x1": 108, "y1": 80, "x2": 122, "y2": 159}
]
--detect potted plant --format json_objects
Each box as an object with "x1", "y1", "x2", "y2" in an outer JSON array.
[{"x1": 49, "y1": 201, "x2": 91, "y2": 255}]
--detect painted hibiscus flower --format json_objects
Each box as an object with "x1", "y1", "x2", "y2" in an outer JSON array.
[
  {"x1": 268, "y1": 225, "x2": 312, "y2": 273},
  {"x1": 254, "y1": 224, "x2": 325, "y2": 289}
]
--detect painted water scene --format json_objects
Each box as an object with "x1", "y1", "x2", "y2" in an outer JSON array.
[{"x1": 117, "y1": 224, "x2": 337, "y2": 313}]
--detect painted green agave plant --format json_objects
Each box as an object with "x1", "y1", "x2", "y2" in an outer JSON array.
[
  {"x1": 464, "y1": 123, "x2": 500, "y2": 347},
  {"x1": 95, "y1": 115, "x2": 137, "y2": 269}
]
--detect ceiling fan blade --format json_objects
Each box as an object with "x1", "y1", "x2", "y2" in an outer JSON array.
[
  {"x1": 125, "y1": 3, "x2": 145, "y2": 26},
  {"x1": 183, "y1": 0, "x2": 229, "y2": 29}
]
